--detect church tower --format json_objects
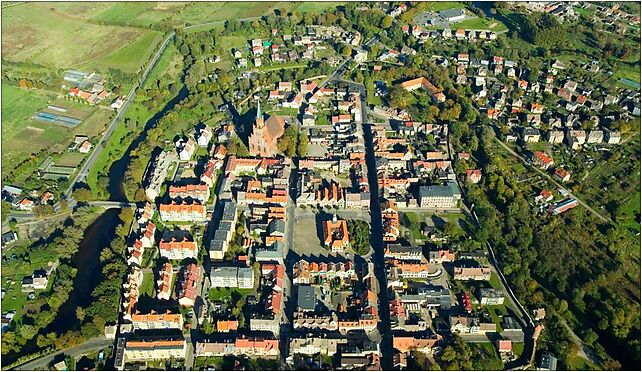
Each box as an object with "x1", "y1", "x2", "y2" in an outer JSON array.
[{"x1": 255, "y1": 100, "x2": 264, "y2": 129}]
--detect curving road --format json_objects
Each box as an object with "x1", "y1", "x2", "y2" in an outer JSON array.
[{"x1": 12, "y1": 337, "x2": 112, "y2": 371}]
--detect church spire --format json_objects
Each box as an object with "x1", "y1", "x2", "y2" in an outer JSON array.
[{"x1": 255, "y1": 100, "x2": 264, "y2": 129}]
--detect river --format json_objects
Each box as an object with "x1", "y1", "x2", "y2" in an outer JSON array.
[
  {"x1": 52, "y1": 208, "x2": 123, "y2": 331},
  {"x1": 107, "y1": 85, "x2": 190, "y2": 202}
]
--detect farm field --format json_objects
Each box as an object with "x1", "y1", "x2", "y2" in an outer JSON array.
[
  {"x1": 92, "y1": 1, "x2": 342, "y2": 30},
  {"x1": 1, "y1": 82, "x2": 111, "y2": 182},
  {"x1": 1, "y1": 2, "x2": 162, "y2": 72}
]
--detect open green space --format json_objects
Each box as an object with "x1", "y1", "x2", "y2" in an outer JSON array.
[
  {"x1": 486, "y1": 304, "x2": 508, "y2": 331},
  {"x1": 92, "y1": 31, "x2": 164, "y2": 74},
  {"x1": 1, "y1": 3, "x2": 157, "y2": 71},
  {"x1": 143, "y1": 44, "x2": 183, "y2": 90},
  {"x1": 56, "y1": 152, "x2": 86, "y2": 168},
  {"x1": 208, "y1": 287, "x2": 254, "y2": 302},
  {"x1": 447, "y1": 17, "x2": 508, "y2": 32},
  {"x1": 488, "y1": 272, "x2": 502, "y2": 290}
]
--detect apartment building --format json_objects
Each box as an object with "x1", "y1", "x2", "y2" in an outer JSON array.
[
  {"x1": 131, "y1": 312, "x2": 183, "y2": 330},
  {"x1": 123, "y1": 338, "x2": 187, "y2": 363},
  {"x1": 177, "y1": 263, "x2": 201, "y2": 307},
  {"x1": 159, "y1": 237, "x2": 198, "y2": 260},
  {"x1": 144, "y1": 151, "x2": 174, "y2": 201},
  {"x1": 159, "y1": 202, "x2": 207, "y2": 222},
  {"x1": 169, "y1": 184, "x2": 210, "y2": 202},
  {"x1": 210, "y1": 266, "x2": 255, "y2": 289},
  {"x1": 417, "y1": 182, "x2": 461, "y2": 209}
]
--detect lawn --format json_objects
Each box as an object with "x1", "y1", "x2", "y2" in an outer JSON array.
[
  {"x1": 486, "y1": 304, "x2": 508, "y2": 331},
  {"x1": 257, "y1": 62, "x2": 309, "y2": 72},
  {"x1": 85, "y1": 96, "x2": 152, "y2": 199},
  {"x1": 143, "y1": 44, "x2": 183, "y2": 90},
  {"x1": 1, "y1": 3, "x2": 157, "y2": 71},
  {"x1": 91, "y1": 2, "x2": 156, "y2": 26},
  {"x1": 512, "y1": 342, "x2": 525, "y2": 358},
  {"x1": 489, "y1": 272, "x2": 502, "y2": 290},
  {"x1": 139, "y1": 271, "x2": 156, "y2": 298},
  {"x1": 1, "y1": 248, "x2": 57, "y2": 323},
  {"x1": 208, "y1": 287, "x2": 254, "y2": 302},
  {"x1": 446, "y1": 17, "x2": 508, "y2": 32},
  {"x1": 292, "y1": 2, "x2": 343, "y2": 13}
]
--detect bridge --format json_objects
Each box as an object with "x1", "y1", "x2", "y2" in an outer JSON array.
[{"x1": 87, "y1": 201, "x2": 138, "y2": 210}]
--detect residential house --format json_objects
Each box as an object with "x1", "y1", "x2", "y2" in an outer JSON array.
[
  {"x1": 547, "y1": 130, "x2": 564, "y2": 144},
  {"x1": 566, "y1": 130, "x2": 586, "y2": 150},
  {"x1": 531, "y1": 151, "x2": 554, "y2": 170},
  {"x1": 554, "y1": 168, "x2": 571, "y2": 183},
  {"x1": 522, "y1": 128, "x2": 541, "y2": 143},
  {"x1": 466, "y1": 169, "x2": 482, "y2": 184},
  {"x1": 605, "y1": 130, "x2": 621, "y2": 144},
  {"x1": 587, "y1": 130, "x2": 604, "y2": 144}
]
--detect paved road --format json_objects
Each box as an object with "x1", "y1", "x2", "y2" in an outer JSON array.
[
  {"x1": 12, "y1": 337, "x2": 112, "y2": 371},
  {"x1": 447, "y1": 120, "x2": 535, "y2": 368},
  {"x1": 558, "y1": 313, "x2": 602, "y2": 366},
  {"x1": 491, "y1": 132, "x2": 613, "y2": 225}
]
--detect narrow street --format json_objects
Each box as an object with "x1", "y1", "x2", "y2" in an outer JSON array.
[{"x1": 362, "y1": 123, "x2": 393, "y2": 371}]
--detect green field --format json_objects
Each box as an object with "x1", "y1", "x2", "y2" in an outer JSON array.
[
  {"x1": 447, "y1": 17, "x2": 508, "y2": 32},
  {"x1": 2, "y1": 81, "x2": 115, "y2": 184},
  {"x1": 143, "y1": 44, "x2": 183, "y2": 90},
  {"x1": 1, "y1": 83, "x2": 57, "y2": 172},
  {"x1": 92, "y1": 31, "x2": 164, "y2": 74},
  {"x1": 1, "y1": 3, "x2": 159, "y2": 71},
  {"x1": 92, "y1": 1, "x2": 342, "y2": 30}
]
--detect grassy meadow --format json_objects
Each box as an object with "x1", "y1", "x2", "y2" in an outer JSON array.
[{"x1": 1, "y1": 3, "x2": 160, "y2": 71}]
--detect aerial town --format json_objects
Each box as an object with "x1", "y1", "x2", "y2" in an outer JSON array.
[{"x1": 1, "y1": 1, "x2": 640, "y2": 371}]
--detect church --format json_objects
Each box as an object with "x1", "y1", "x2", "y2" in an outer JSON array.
[{"x1": 248, "y1": 101, "x2": 285, "y2": 157}]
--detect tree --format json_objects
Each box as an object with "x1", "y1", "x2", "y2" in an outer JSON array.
[
  {"x1": 296, "y1": 131, "x2": 308, "y2": 157},
  {"x1": 381, "y1": 16, "x2": 393, "y2": 29},
  {"x1": 72, "y1": 188, "x2": 93, "y2": 202},
  {"x1": 443, "y1": 220, "x2": 462, "y2": 239},
  {"x1": 348, "y1": 220, "x2": 370, "y2": 255},
  {"x1": 342, "y1": 45, "x2": 353, "y2": 57},
  {"x1": 278, "y1": 125, "x2": 298, "y2": 157},
  {"x1": 387, "y1": 87, "x2": 413, "y2": 109}
]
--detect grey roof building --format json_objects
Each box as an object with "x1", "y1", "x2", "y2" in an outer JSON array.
[
  {"x1": 537, "y1": 351, "x2": 558, "y2": 371},
  {"x1": 297, "y1": 285, "x2": 317, "y2": 312},
  {"x1": 267, "y1": 219, "x2": 285, "y2": 236}
]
